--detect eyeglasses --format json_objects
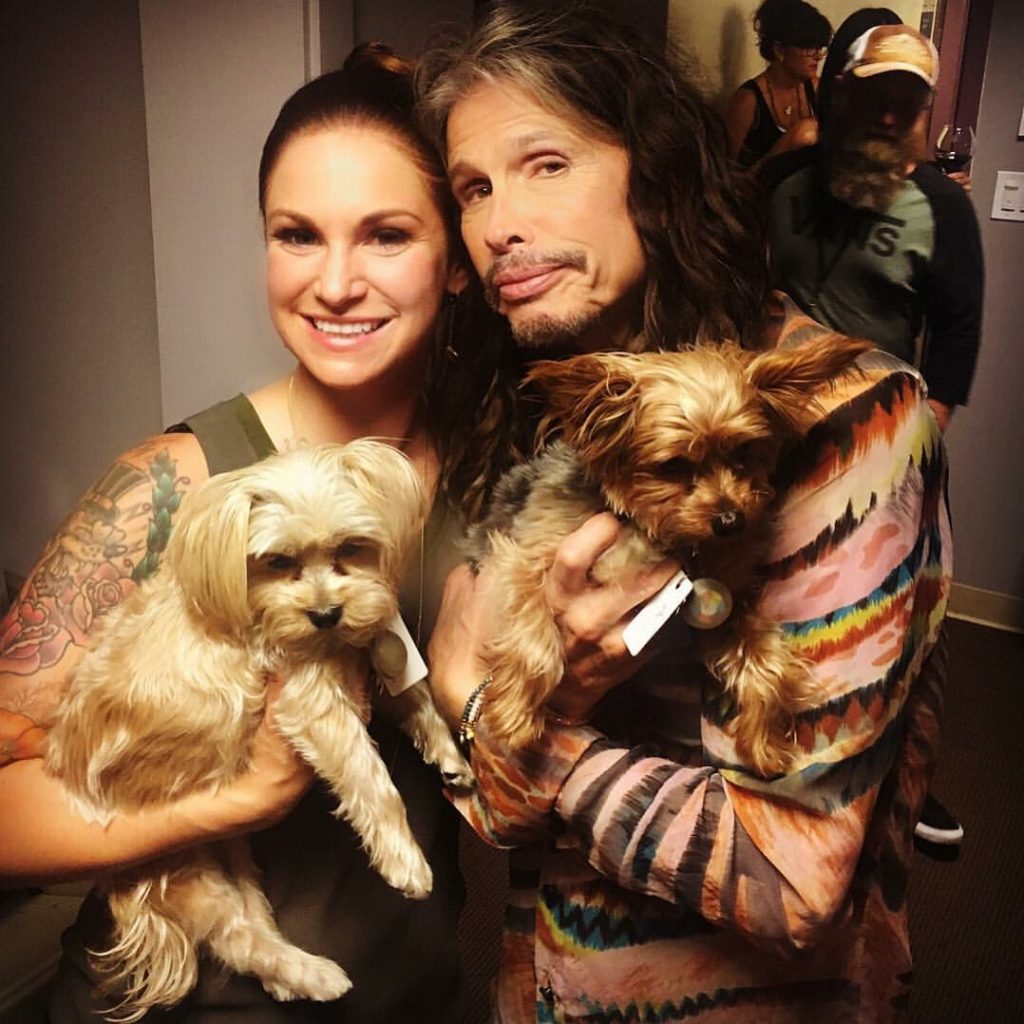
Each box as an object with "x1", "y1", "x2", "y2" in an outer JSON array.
[{"x1": 791, "y1": 46, "x2": 827, "y2": 58}]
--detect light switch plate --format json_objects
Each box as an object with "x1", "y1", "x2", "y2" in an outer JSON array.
[
  {"x1": 1019, "y1": 105, "x2": 1024, "y2": 138},
  {"x1": 992, "y1": 170, "x2": 1024, "y2": 221}
]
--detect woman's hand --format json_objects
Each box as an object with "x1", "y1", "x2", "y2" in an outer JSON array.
[
  {"x1": 195, "y1": 675, "x2": 314, "y2": 836},
  {"x1": 779, "y1": 115, "x2": 819, "y2": 153},
  {"x1": 0, "y1": 678, "x2": 312, "y2": 886}
]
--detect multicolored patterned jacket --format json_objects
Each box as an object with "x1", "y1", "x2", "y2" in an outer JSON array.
[{"x1": 454, "y1": 305, "x2": 952, "y2": 1023}]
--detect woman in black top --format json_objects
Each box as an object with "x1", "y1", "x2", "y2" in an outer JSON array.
[
  {"x1": 723, "y1": 0, "x2": 832, "y2": 169},
  {"x1": 1, "y1": 43, "x2": 501, "y2": 1024}
]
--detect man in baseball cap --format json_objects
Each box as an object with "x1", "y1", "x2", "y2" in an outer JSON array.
[
  {"x1": 844, "y1": 22, "x2": 939, "y2": 87},
  {"x1": 826, "y1": 23, "x2": 940, "y2": 210},
  {"x1": 764, "y1": 18, "x2": 982, "y2": 435}
]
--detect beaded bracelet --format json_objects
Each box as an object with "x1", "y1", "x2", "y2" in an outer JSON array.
[{"x1": 457, "y1": 675, "x2": 493, "y2": 750}]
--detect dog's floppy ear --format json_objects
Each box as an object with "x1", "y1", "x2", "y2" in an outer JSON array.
[
  {"x1": 526, "y1": 353, "x2": 644, "y2": 468},
  {"x1": 328, "y1": 440, "x2": 426, "y2": 581},
  {"x1": 745, "y1": 334, "x2": 873, "y2": 433},
  {"x1": 164, "y1": 467, "x2": 256, "y2": 630}
]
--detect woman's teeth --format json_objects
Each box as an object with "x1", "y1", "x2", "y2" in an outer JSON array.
[{"x1": 313, "y1": 319, "x2": 385, "y2": 336}]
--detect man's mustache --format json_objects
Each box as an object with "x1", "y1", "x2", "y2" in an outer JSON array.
[{"x1": 482, "y1": 250, "x2": 588, "y2": 308}]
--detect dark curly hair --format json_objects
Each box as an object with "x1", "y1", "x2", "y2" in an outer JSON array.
[{"x1": 753, "y1": 0, "x2": 832, "y2": 61}]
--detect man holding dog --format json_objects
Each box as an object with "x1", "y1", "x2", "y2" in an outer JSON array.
[{"x1": 423, "y1": 3, "x2": 950, "y2": 1021}]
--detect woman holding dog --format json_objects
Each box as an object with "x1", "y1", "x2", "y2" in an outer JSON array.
[{"x1": 0, "y1": 44, "x2": 500, "y2": 1023}]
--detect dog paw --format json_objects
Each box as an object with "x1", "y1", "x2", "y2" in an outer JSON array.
[
  {"x1": 262, "y1": 954, "x2": 352, "y2": 1002},
  {"x1": 418, "y1": 729, "x2": 474, "y2": 788},
  {"x1": 378, "y1": 848, "x2": 433, "y2": 900},
  {"x1": 439, "y1": 751, "x2": 475, "y2": 790}
]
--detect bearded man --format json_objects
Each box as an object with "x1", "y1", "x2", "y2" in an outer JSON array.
[{"x1": 765, "y1": 23, "x2": 983, "y2": 433}]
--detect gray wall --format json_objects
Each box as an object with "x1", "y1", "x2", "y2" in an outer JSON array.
[
  {"x1": 139, "y1": 0, "x2": 308, "y2": 424},
  {"x1": 944, "y1": 0, "x2": 1024, "y2": 618},
  {"x1": 0, "y1": 1, "x2": 161, "y2": 579}
]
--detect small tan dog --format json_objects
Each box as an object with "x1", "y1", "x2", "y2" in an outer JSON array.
[
  {"x1": 44, "y1": 440, "x2": 472, "y2": 1021},
  {"x1": 465, "y1": 336, "x2": 871, "y2": 775}
]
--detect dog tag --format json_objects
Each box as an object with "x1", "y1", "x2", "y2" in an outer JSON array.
[
  {"x1": 371, "y1": 631, "x2": 407, "y2": 678},
  {"x1": 374, "y1": 614, "x2": 429, "y2": 696},
  {"x1": 681, "y1": 578, "x2": 733, "y2": 629},
  {"x1": 623, "y1": 569, "x2": 694, "y2": 656}
]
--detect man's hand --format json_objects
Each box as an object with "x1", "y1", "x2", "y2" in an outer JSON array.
[
  {"x1": 428, "y1": 514, "x2": 683, "y2": 733},
  {"x1": 947, "y1": 170, "x2": 972, "y2": 193},
  {"x1": 428, "y1": 564, "x2": 500, "y2": 728},
  {"x1": 543, "y1": 514, "x2": 681, "y2": 723},
  {"x1": 928, "y1": 398, "x2": 954, "y2": 434}
]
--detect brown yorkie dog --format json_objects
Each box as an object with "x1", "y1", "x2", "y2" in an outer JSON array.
[{"x1": 465, "y1": 335, "x2": 871, "y2": 775}]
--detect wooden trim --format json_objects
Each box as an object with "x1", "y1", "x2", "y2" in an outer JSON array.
[
  {"x1": 948, "y1": 582, "x2": 1024, "y2": 634},
  {"x1": 928, "y1": 0, "x2": 972, "y2": 149},
  {"x1": 954, "y1": 0, "x2": 995, "y2": 128}
]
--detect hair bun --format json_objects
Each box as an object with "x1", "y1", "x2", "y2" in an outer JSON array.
[{"x1": 342, "y1": 41, "x2": 415, "y2": 79}]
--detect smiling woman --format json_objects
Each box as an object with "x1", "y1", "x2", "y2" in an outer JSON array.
[
  {"x1": 262, "y1": 126, "x2": 461, "y2": 407},
  {"x1": 0, "y1": 41, "x2": 495, "y2": 1024}
]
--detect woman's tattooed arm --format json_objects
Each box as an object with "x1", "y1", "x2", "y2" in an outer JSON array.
[{"x1": 0, "y1": 436, "x2": 200, "y2": 765}]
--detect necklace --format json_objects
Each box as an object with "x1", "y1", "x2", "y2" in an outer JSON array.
[
  {"x1": 765, "y1": 77, "x2": 805, "y2": 128},
  {"x1": 286, "y1": 370, "x2": 303, "y2": 444}
]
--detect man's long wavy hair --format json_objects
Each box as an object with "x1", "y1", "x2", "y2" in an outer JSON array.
[{"x1": 417, "y1": 2, "x2": 770, "y2": 517}]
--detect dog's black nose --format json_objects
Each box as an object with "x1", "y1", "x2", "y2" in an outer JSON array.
[
  {"x1": 711, "y1": 509, "x2": 746, "y2": 536},
  {"x1": 307, "y1": 607, "x2": 342, "y2": 630}
]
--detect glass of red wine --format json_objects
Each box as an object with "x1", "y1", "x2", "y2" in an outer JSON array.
[{"x1": 934, "y1": 124, "x2": 975, "y2": 175}]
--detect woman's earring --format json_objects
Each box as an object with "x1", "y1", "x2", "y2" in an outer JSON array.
[{"x1": 443, "y1": 292, "x2": 459, "y2": 363}]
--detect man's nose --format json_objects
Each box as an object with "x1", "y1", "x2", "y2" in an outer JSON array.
[
  {"x1": 315, "y1": 245, "x2": 368, "y2": 305},
  {"x1": 482, "y1": 188, "x2": 533, "y2": 254}
]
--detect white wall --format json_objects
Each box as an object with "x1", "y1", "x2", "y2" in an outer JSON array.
[{"x1": 355, "y1": 0, "x2": 475, "y2": 57}]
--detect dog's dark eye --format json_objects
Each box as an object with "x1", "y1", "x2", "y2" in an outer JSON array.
[
  {"x1": 266, "y1": 554, "x2": 299, "y2": 573},
  {"x1": 660, "y1": 457, "x2": 694, "y2": 480},
  {"x1": 730, "y1": 442, "x2": 765, "y2": 469},
  {"x1": 335, "y1": 541, "x2": 363, "y2": 560}
]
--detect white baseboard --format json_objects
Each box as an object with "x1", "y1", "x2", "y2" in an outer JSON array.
[{"x1": 948, "y1": 582, "x2": 1024, "y2": 634}]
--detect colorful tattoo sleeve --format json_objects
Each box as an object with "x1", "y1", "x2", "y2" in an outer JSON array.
[{"x1": 0, "y1": 445, "x2": 188, "y2": 763}]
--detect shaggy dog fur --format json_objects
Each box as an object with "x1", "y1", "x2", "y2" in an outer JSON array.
[
  {"x1": 465, "y1": 337, "x2": 872, "y2": 775},
  {"x1": 44, "y1": 441, "x2": 471, "y2": 1021}
]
